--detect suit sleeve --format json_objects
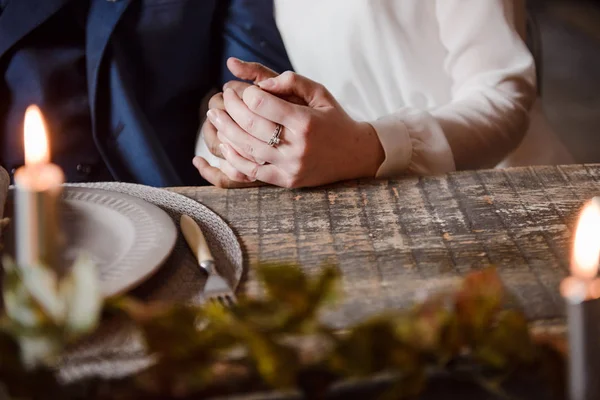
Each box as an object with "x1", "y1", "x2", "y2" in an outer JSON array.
[{"x1": 218, "y1": 0, "x2": 294, "y2": 86}]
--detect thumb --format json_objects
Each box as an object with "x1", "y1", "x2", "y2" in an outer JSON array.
[
  {"x1": 227, "y1": 58, "x2": 278, "y2": 83},
  {"x1": 257, "y1": 71, "x2": 331, "y2": 108}
]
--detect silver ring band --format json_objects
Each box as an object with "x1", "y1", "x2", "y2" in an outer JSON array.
[{"x1": 268, "y1": 124, "x2": 283, "y2": 147}]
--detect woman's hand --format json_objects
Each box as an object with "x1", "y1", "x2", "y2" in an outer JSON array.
[
  {"x1": 207, "y1": 71, "x2": 385, "y2": 188},
  {"x1": 195, "y1": 58, "x2": 308, "y2": 188},
  {"x1": 195, "y1": 59, "x2": 277, "y2": 187}
]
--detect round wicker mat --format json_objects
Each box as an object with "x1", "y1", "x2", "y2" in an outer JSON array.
[{"x1": 59, "y1": 182, "x2": 243, "y2": 382}]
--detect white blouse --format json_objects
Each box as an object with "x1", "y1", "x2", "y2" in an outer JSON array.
[{"x1": 274, "y1": 0, "x2": 538, "y2": 176}]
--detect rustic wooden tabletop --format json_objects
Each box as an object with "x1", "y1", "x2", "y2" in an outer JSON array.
[{"x1": 172, "y1": 165, "x2": 600, "y2": 330}]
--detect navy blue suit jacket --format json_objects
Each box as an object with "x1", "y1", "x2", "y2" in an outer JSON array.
[{"x1": 0, "y1": 0, "x2": 292, "y2": 186}]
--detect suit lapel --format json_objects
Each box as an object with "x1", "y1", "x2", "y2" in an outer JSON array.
[
  {"x1": 86, "y1": 0, "x2": 134, "y2": 116},
  {"x1": 86, "y1": 0, "x2": 182, "y2": 186},
  {"x1": 0, "y1": 0, "x2": 70, "y2": 59}
]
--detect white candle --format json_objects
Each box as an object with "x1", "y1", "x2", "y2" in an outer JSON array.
[
  {"x1": 14, "y1": 105, "x2": 64, "y2": 269},
  {"x1": 561, "y1": 199, "x2": 600, "y2": 400}
]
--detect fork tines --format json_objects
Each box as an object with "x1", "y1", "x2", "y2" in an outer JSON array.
[{"x1": 204, "y1": 275, "x2": 237, "y2": 307}]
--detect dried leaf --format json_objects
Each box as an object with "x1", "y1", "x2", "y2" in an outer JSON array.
[
  {"x1": 455, "y1": 268, "x2": 504, "y2": 340},
  {"x1": 396, "y1": 296, "x2": 459, "y2": 358},
  {"x1": 0, "y1": 261, "x2": 559, "y2": 399}
]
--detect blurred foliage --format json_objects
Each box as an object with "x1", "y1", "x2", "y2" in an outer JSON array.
[{"x1": 0, "y1": 260, "x2": 565, "y2": 400}]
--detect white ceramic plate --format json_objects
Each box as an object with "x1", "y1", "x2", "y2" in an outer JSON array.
[
  {"x1": 6, "y1": 187, "x2": 177, "y2": 297},
  {"x1": 61, "y1": 187, "x2": 177, "y2": 297}
]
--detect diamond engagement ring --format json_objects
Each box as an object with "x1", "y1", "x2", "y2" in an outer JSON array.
[{"x1": 268, "y1": 124, "x2": 283, "y2": 147}]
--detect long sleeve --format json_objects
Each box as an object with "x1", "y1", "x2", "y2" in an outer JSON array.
[
  {"x1": 372, "y1": 0, "x2": 536, "y2": 177},
  {"x1": 219, "y1": 0, "x2": 293, "y2": 86}
]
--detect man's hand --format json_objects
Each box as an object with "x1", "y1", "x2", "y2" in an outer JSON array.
[
  {"x1": 209, "y1": 71, "x2": 385, "y2": 188},
  {"x1": 201, "y1": 58, "x2": 279, "y2": 160},
  {"x1": 195, "y1": 58, "x2": 309, "y2": 188},
  {"x1": 195, "y1": 58, "x2": 278, "y2": 188}
]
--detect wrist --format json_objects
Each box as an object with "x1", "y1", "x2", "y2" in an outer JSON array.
[{"x1": 356, "y1": 121, "x2": 385, "y2": 178}]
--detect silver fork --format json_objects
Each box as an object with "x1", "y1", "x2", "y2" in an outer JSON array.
[
  {"x1": 180, "y1": 215, "x2": 237, "y2": 307},
  {"x1": 201, "y1": 260, "x2": 237, "y2": 307}
]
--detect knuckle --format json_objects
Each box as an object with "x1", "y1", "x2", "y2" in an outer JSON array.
[
  {"x1": 201, "y1": 120, "x2": 213, "y2": 136},
  {"x1": 314, "y1": 84, "x2": 328, "y2": 99},
  {"x1": 208, "y1": 93, "x2": 224, "y2": 109},
  {"x1": 231, "y1": 82, "x2": 250, "y2": 96},
  {"x1": 247, "y1": 164, "x2": 260, "y2": 182},
  {"x1": 281, "y1": 71, "x2": 297, "y2": 85},
  {"x1": 209, "y1": 141, "x2": 221, "y2": 157},
  {"x1": 285, "y1": 162, "x2": 305, "y2": 187},
  {"x1": 284, "y1": 175, "x2": 302, "y2": 189},
  {"x1": 243, "y1": 144, "x2": 255, "y2": 157},
  {"x1": 297, "y1": 114, "x2": 315, "y2": 136},
  {"x1": 281, "y1": 176, "x2": 295, "y2": 189},
  {"x1": 288, "y1": 161, "x2": 302, "y2": 177},
  {"x1": 216, "y1": 175, "x2": 230, "y2": 188},
  {"x1": 232, "y1": 171, "x2": 247, "y2": 182},
  {"x1": 245, "y1": 115, "x2": 256, "y2": 132},
  {"x1": 244, "y1": 89, "x2": 265, "y2": 111}
]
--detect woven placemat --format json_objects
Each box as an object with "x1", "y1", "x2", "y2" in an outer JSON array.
[{"x1": 58, "y1": 182, "x2": 243, "y2": 382}]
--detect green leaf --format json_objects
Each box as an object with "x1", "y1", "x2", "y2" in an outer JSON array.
[
  {"x1": 0, "y1": 260, "x2": 562, "y2": 399},
  {"x1": 2, "y1": 257, "x2": 47, "y2": 328},
  {"x1": 60, "y1": 254, "x2": 103, "y2": 337},
  {"x1": 475, "y1": 310, "x2": 535, "y2": 369},
  {"x1": 0, "y1": 325, "x2": 22, "y2": 371},
  {"x1": 380, "y1": 370, "x2": 426, "y2": 400},
  {"x1": 331, "y1": 316, "x2": 420, "y2": 377},
  {"x1": 258, "y1": 264, "x2": 310, "y2": 310},
  {"x1": 251, "y1": 336, "x2": 298, "y2": 388},
  {"x1": 10, "y1": 259, "x2": 64, "y2": 323},
  {"x1": 118, "y1": 299, "x2": 206, "y2": 358},
  {"x1": 16, "y1": 335, "x2": 62, "y2": 370},
  {"x1": 309, "y1": 265, "x2": 341, "y2": 307}
]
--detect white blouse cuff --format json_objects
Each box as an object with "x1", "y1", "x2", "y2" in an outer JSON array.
[{"x1": 371, "y1": 110, "x2": 456, "y2": 177}]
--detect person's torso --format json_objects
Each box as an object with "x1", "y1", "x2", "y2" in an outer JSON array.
[
  {"x1": 275, "y1": 0, "x2": 455, "y2": 121},
  {"x1": 0, "y1": 0, "x2": 110, "y2": 182},
  {"x1": 0, "y1": 0, "x2": 292, "y2": 185}
]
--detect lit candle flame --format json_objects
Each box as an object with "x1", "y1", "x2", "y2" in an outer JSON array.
[
  {"x1": 24, "y1": 105, "x2": 50, "y2": 166},
  {"x1": 572, "y1": 200, "x2": 600, "y2": 280}
]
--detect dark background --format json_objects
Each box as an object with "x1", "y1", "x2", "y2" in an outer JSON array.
[{"x1": 530, "y1": 0, "x2": 600, "y2": 163}]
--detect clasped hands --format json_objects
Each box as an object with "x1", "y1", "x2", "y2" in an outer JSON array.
[{"x1": 193, "y1": 58, "x2": 385, "y2": 189}]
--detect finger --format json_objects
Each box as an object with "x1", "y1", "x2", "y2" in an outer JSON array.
[
  {"x1": 208, "y1": 92, "x2": 224, "y2": 110},
  {"x1": 223, "y1": 88, "x2": 281, "y2": 144},
  {"x1": 225, "y1": 79, "x2": 306, "y2": 107},
  {"x1": 219, "y1": 156, "x2": 256, "y2": 183},
  {"x1": 223, "y1": 80, "x2": 252, "y2": 98},
  {"x1": 227, "y1": 58, "x2": 278, "y2": 83},
  {"x1": 242, "y1": 85, "x2": 306, "y2": 130},
  {"x1": 207, "y1": 108, "x2": 279, "y2": 164},
  {"x1": 258, "y1": 71, "x2": 333, "y2": 108},
  {"x1": 220, "y1": 143, "x2": 288, "y2": 187},
  {"x1": 192, "y1": 157, "x2": 261, "y2": 188},
  {"x1": 201, "y1": 119, "x2": 223, "y2": 158}
]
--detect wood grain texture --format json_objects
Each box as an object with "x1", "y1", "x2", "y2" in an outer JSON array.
[{"x1": 172, "y1": 165, "x2": 600, "y2": 328}]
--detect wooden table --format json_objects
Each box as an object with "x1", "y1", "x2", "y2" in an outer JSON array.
[{"x1": 173, "y1": 165, "x2": 600, "y2": 330}]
